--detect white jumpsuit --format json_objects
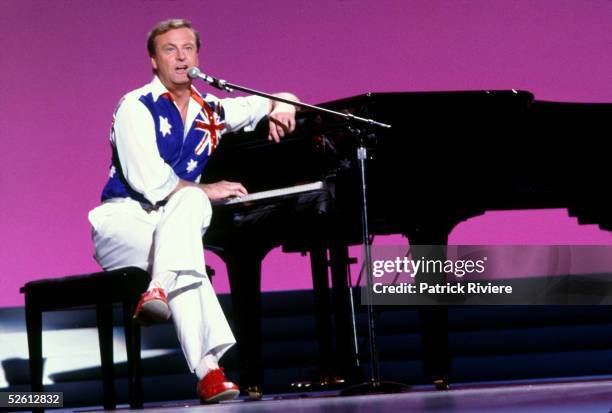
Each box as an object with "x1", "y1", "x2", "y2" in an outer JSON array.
[{"x1": 88, "y1": 76, "x2": 268, "y2": 372}]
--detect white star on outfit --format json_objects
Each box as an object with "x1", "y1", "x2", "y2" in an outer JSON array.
[
  {"x1": 186, "y1": 159, "x2": 198, "y2": 173},
  {"x1": 159, "y1": 116, "x2": 172, "y2": 137},
  {"x1": 109, "y1": 165, "x2": 116, "y2": 178}
]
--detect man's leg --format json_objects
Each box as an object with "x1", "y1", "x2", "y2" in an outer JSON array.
[
  {"x1": 153, "y1": 187, "x2": 213, "y2": 278},
  {"x1": 90, "y1": 200, "x2": 157, "y2": 272},
  {"x1": 132, "y1": 187, "x2": 215, "y2": 323},
  {"x1": 154, "y1": 187, "x2": 238, "y2": 401},
  {"x1": 166, "y1": 272, "x2": 235, "y2": 373}
]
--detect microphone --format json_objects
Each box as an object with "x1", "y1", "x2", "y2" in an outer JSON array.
[{"x1": 187, "y1": 67, "x2": 233, "y2": 92}]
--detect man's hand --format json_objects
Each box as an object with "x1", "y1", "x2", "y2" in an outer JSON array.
[
  {"x1": 268, "y1": 92, "x2": 299, "y2": 143},
  {"x1": 201, "y1": 180, "x2": 248, "y2": 201},
  {"x1": 167, "y1": 179, "x2": 247, "y2": 202}
]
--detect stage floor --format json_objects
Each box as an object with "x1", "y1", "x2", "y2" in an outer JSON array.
[{"x1": 60, "y1": 377, "x2": 612, "y2": 413}]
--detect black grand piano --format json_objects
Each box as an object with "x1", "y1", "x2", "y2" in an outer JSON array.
[{"x1": 202, "y1": 90, "x2": 612, "y2": 391}]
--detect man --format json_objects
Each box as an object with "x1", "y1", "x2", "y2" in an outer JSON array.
[{"x1": 87, "y1": 19, "x2": 298, "y2": 402}]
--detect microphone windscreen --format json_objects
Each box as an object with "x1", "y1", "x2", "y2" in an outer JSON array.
[{"x1": 187, "y1": 67, "x2": 201, "y2": 79}]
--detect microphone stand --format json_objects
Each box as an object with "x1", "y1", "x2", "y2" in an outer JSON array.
[
  {"x1": 196, "y1": 73, "x2": 390, "y2": 129},
  {"x1": 194, "y1": 72, "x2": 408, "y2": 395}
]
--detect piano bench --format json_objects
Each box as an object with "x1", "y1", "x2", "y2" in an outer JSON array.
[{"x1": 20, "y1": 267, "x2": 150, "y2": 410}]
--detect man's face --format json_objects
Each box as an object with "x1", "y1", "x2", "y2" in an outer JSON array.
[{"x1": 151, "y1": 28, "x2": 199, "y2": 90}]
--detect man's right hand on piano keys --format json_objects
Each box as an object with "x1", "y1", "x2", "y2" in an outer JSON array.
[{"x1": 169, "y1": 179, "x2": 248, "y2": 202}]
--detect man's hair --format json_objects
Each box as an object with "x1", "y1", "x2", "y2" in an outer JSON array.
[{"x1": 146, "y1": 19, "x2": 201, "y2": 56}]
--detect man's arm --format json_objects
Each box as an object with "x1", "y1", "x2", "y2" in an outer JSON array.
[
  {"x1": 166, "y1": 179, "x2": 247, "y2": 202},
  {"x1": 113, "y1": 98, "x2": 179, "y2": 204},
  {"x1": 267, "y1": 92, "x2": 299, "y2": 143},
  {"x1": 221, "y1": 92, "x2": 300, "y2": 142}
]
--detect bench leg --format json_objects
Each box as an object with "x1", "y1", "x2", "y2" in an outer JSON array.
[
  {"x1": 24, "y1": 295, "x2": 44, "y2": 393},
  {"x1": 97, "y1": 301, "x2": 116, "y2": 410},
  {"x1": 123, "y1": 301, "x2": 143, "y2": 408}
]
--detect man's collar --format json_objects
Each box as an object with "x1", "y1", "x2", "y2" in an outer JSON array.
[
  {"x1": 150, "y1": 76, "x2": 169, "y2": 102},
  {"x1": 150, "y1": 75, "x2": 205, "y2": 106}
]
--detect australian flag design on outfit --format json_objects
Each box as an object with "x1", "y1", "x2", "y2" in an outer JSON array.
[{"x1": 101, "y1": 76, "x2": 226, "y2": 205}]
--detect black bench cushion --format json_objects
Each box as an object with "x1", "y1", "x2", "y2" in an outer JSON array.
[{"x1": 21, "y1": 267, "x2": 150, "y2": 311}]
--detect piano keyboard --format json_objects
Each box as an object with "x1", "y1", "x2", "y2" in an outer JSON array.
[{"x1": 212, "y1": 181, "x2": 326, "y2": 206}]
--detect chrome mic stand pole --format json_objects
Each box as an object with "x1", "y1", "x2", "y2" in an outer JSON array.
[
  {"x1": 358, "y1": 141, "x2": 380, "y2": 385},
  {"x1": 339, "y1": 128, "x2": 408, "y2": 395}
]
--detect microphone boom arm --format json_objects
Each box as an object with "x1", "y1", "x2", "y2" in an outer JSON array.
[{"x1": 189, "y1": 68, "x2": 391, "y2": 129}]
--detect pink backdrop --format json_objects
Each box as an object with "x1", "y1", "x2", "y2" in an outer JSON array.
[{"x1": 2, "y1": 0, "x2": 612, "y2": 307}]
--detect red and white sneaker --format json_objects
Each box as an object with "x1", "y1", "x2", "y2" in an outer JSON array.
[
  {"x1": 133, "y1": 288, "x2": 171, "y2": 325},
  {"x1": 197, "y1": 368, "x2": 240, "y2": 403}
]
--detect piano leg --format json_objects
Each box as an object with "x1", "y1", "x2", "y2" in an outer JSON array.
[
  {"x1": 309, "y1": 248, "x2": 336, "y2": 383},
  {"x1": 417, "y1": 301, "x2": 450, "y2": 389},
  {"x1": 407, "y1": 229, "x2": 452, "y2": 389},
  {"x1": 329, "y1": 244, "x2": 362, "y2": 383},
  {"x1": 224, "y1": 246, "x2": 268, "y2": 395}
]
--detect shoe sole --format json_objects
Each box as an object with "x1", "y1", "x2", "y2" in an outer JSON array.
[
  {"x1": 202, "y1": 388, "x2": 240, "y2": 403},
  {"x1": 134, "y1": 300, "x2": 171, "y2": 325}
]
